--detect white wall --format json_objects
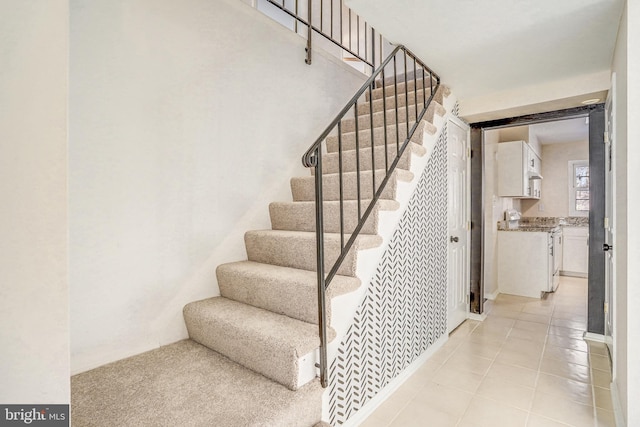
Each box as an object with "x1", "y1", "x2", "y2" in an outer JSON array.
[
  {"x1": 0, "y1": 1, "x2": 69, "y2": 403},
  {"x1": 626, "y1": 2, "x2": 640, "y2": 424},
  {"x1": 460, "y1": 70, "x2": 611, "y2": 123},
  {"x1": 611, "y1": 1, "x2": 640, "y2": 425},
  {"x1": 483, "y1": 130, "x2": 521, "y2": 298},
  {"x1": 70, "y1": 0, "x2": 367, "y2": 373},
  {"x1": 610, "y1": 2, "x2": 628, "y2": 423},
  {"x1": 521, "y1": 141, "x2": 589, "y2": 217}
]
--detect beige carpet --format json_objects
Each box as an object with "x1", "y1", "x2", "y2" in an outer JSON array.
[
  {"x1": 71, "y1": 340, "x2": 323, "y2": 427},
  {"x1": 71, "y1": 81, "x2": 449, "y2": 427}
]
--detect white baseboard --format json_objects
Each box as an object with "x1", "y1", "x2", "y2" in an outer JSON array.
[
  {"x1": 338, "y1": 334, "x2": 448, "y2": 427},
  {"x1": 611, "y1": 380, "x2": 626, "y2": 427},
  {"x1": 484, "y1": 290, "x2": 499, "y2": 300},
  {"x1": 468, "y1": 312, "x2": 487, "y2": 322},
  {"x1": 583, "y1": 332, "x2": 606, "y2": 343}
]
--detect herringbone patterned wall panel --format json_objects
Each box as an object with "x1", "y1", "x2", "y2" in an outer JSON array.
[{"x1": 328, "y1": 123, "x2": 450, "y2": 425}]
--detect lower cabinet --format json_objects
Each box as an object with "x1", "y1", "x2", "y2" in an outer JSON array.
[
  {"x1": 561, "y1": 226, "x2": 589, "y2": 277},
  {"x1": 497, "y1": 231, "x2": 550, "y2": 299}
]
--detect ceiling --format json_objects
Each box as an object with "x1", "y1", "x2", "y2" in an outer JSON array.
[
  {"x1": 346, "y1": 0, "x2": 624, "y2": 116},
  {"x1": 530, "y1": 117, "x2": 590, "y2": 145}
]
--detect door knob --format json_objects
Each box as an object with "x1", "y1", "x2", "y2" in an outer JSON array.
[
  {"x1": 450, "y1": 236, "x2": 459, "y2": 243},
  {"x1": 603, "y1": 243, "x2": 613, "y2": 251}
]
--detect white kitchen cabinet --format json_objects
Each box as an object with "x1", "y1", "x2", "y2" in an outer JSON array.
[
  {"x1": 497, "y1": 231, "x2": 550, "y2": 298},
  {"x1": 497, "y1": 140, "x2": 541, "y2": 199},
  {"x1": 561, "y1": 226, "x2": 588, "y2": 277}
]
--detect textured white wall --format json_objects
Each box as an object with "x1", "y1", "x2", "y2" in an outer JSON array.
[
  {"x1": 483, "y1": 130, "x2": 523, "y2": 298},
  {"x1": 521, "y1": 141, "x2": 589, "y2": 218},
  {"x1": 459, "y1": 70, "x2": 611, "y2": 122},
  {"x1": 70, "y1": 0, "x2": 366, "y2": 373},
  {"x1": 613, "y1": 1, "x2": 640, "y2": 425},
  {"x1": 626, "y1": 2, "x2": 640, "y2": 424},
  {"x1": 610, "y1": 1, "x2": 640, "y2": 425},
  {"x1": 0, "y1": 1, "x2": 69, "y2": 403}
]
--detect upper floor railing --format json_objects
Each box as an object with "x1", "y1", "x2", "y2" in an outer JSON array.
[{"x1": 260, "y1": 0, "x2": 387, "y2": 71}]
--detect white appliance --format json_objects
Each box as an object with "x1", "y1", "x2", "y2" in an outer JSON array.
[
  {"x1": 548, "y1": 229, "x2": 561, "y2": 292},
  {"x1": 504, "y1": 209, "x2": 521, "y2": 229}
]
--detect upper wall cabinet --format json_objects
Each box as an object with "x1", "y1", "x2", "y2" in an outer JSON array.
[{"x1": 498, "y1": 140, "x2": 542, "y2": 199}]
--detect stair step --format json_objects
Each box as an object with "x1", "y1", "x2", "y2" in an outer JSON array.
[
  {"x1": 270, "y1": 199, "x2": 399, "y2": 235},
  {"x1": 342, "y1": 102, "x2": 443, "y2": 133},
  {"x1": 291, "y1": 169, "x2": 414, "y2": 203},
  {"x1": 326, "y1": 120, "x2": 436, "y2": 153},
  {"x1": 365, "y1": 80, "x2": 451, "y2": 104},
  {"x1": 368, "y1": 76, "x2": 434, "y2": 100},
  {"x1": 71, "y1": 340, "x2": 324, "y2": 427},
  {"x1": 357, "y1": 88, "x2": 437, "y2": 114},
  {"x1": 217, "y1": 261, "x2": 361, "y2": 325},
  {"x1": 184, "y1": 297, "x2": 332, "y2": 390},
  {"x1": 244, "y1": 229, "x2": 382, "y2": 277},
  {"x1": 313, "y1": 142, "x2": 425, "y2": 175},
  {"x1": 362, "y1": 85, "x2": 449, "y2": 110}
]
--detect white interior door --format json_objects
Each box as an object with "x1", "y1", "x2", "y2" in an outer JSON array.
[
  {"x1": 447, "y1": 118, "x2": 470, "y2": 332},
  {"x1": 604, "y1": 75, "x2": 616, "y2": 357}
]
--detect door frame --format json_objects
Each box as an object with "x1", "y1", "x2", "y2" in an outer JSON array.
[
  {"x1": 447, "y1": 116, "x2": 471, "y2": 331},
  {"x1": 604, "y1": 73, "x2": 617, "y2": 367},
  {"x1": 469, "y1": 104, "x2": 606, "y2": 326}
]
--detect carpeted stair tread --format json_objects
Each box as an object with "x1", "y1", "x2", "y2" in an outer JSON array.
[
  {"x1": 217, "y1": 261, "x2": 361, "y2": 325},
  {"x1": 367, "y1": 76, "x2": 433, "y2": 101},
  {"x1": 291, "y1": 169, "x2": 413, "y2": 202},
  {"x1": 357, "y1": 90, "x2": 443, "y2": 114},
  {"x1": 184, "y1": 297, "x2": 334, "y2": 390},
  {"x1": 71, "y1": 339, "x2": 323, "y2": 427},
  {"x1": 342, "y1": 101, "x2": 444, "y2": 133},
  {"x1": 270, "y1": 199, "x2": 399, "y2": 234},
  {"x1": 244, "y1": 229, "x2": 383, "y2": 276},
  {"x1": 325, "y1": 120, "x2": 437, "y2": 152},
  {"x1": 369, "y1": 81, "x2": 450, "y2": 103},
  {"x1": 312, "y1": 142, "x2": 425, "y2": 175}
]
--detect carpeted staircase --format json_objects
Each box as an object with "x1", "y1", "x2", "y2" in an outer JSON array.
[{"x1": 71, "y1": 80, "x2": 449, "y2": 427}]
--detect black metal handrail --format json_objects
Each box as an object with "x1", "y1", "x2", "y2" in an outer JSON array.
[
  {"x1": 264, "y1": 0, "x2": 384, "y2": 69},
  {"x1": 302, "y1": 45, "x2": 440, "y2": 387}
]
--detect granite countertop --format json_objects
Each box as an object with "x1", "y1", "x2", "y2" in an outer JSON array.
[
  {"x1": 498, "y1": 225, "x2": 561, "y2": 232},
  {"x1": 497, "y1": 216, "x2": 588, "y2": 232}
]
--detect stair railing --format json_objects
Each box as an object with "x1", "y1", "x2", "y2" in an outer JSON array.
[
  {"x1": 263, "y1": 0, "x2": 384, "y2": 69},
  {"x1": 302, "y1": 45, "x2": 440, "y2": 387}
]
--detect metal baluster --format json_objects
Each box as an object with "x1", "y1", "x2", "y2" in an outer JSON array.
[
  {"x1": 404, "y1": 52, "x2": 409, "y2": 139},
  {"x1": 430, "y1": 70, "x2": 433, "y2": 101},
  {"x1": 338, "y1": 121, "x2": 344, "y2": 249},
  {"x1": 393, "y1": 55, "x2": 399, "y2": 155},
  {"x1": 354, "y1": 101, "x2": 361, "y2": 220},
  {"x1": 305, "y1": 0, "x2": 312, "y2": 64},
  {"x1": 371, "y1": 27, "x2": 375, "y2": 72},
  {"x1": 363, "y1": 22, "x2": 366, "y2": 64},
  {"x1": 382, "y1": 67, "x2": 388, "y2": 172},
  {"x1": 320, "y1": 0, "x2": 323, "y2": 32},
  {"x1": 422, "y1": 65, "x2": 427, "y2": 110},
  {"x1": 369, "y1": 86, "x2": 375, "y2": 197},
  {"x1": 295, "y1": 0, "x2": 298, "y2": 32},
  {"x1": 330, "y1": 0, "x2": 333, "y2": 39},
  {"x1": 357, "y1": 16, "x2": 360, "y2": 57},
  {"x1": 349, "y1": 9, "x2": 352, "y2": 52},
  {"x1": 413, "y1": 56, "x2": 418, "y2": 124},
  {"x1": 379, "y1": 33, "x2": 383, "y2": 70},
  {"x1": 340, "y1": 0, "x2": 343, "y2": 44},
  {"x1": 312, "y1": 147, "x2": 328, "y2": 388}
]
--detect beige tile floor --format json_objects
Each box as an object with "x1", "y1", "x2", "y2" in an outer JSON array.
[{"x1": 360, "y1": 276, "x2": 615, "y2": 427}]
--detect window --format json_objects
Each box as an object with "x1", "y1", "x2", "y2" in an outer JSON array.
[{"x1": 568, "y1": 160, "x2": 589, "y2": 216}]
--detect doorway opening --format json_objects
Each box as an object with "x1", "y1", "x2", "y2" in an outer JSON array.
[{"x1": 468, "y1": 104, "x2": 606, "y2": 338}]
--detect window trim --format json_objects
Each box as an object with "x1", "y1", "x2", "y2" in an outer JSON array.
[{"x1": 568, "y1": 160, "x2": 589, "y2": 217}]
